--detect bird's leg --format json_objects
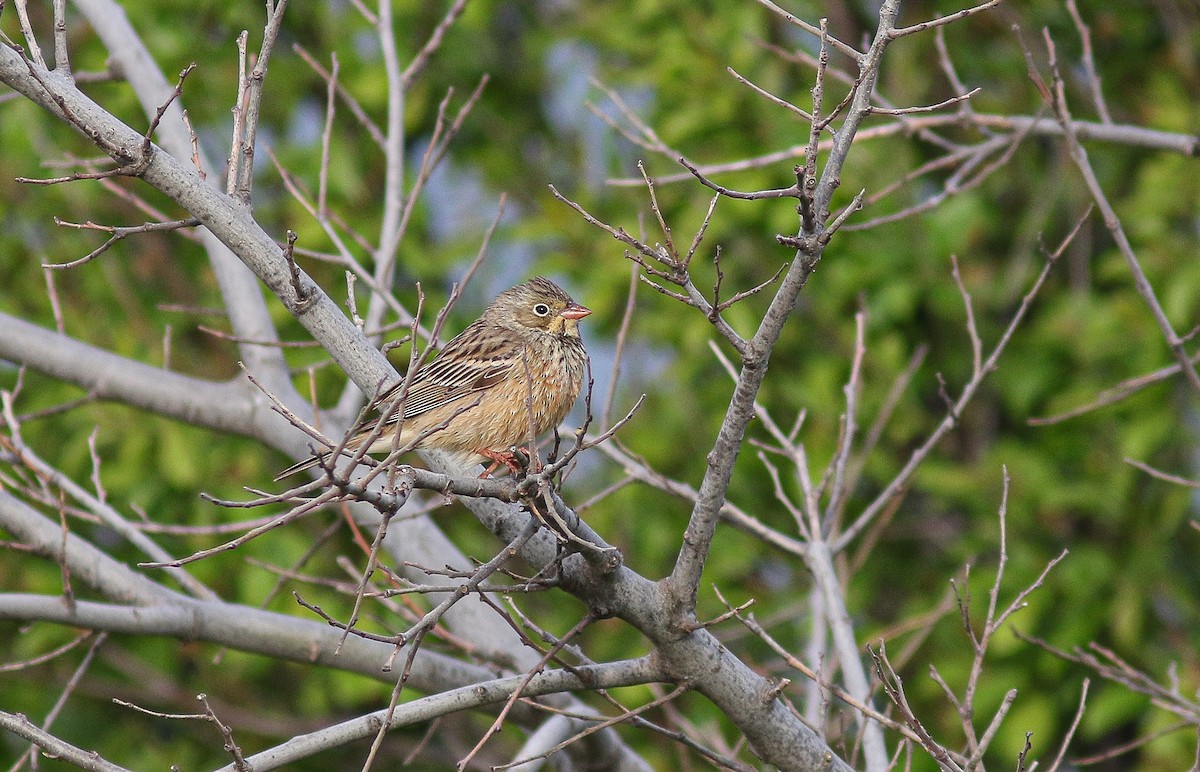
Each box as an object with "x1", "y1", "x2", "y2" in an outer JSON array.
[{"x1": 478, "y1": 456, "x2": 503, "y2": 478}]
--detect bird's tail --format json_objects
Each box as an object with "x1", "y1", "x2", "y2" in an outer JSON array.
[{"x1": 273, "y1": 452, "x2": 331, "y2": 482}]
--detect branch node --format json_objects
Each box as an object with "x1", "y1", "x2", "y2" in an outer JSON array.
[{"x1": 281, "y1": 230, "x2": 317, "y2": 313}]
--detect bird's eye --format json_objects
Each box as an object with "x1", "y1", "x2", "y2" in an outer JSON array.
[{"x1": 532, "y1": 303, "x2": 551, "y2": 317}]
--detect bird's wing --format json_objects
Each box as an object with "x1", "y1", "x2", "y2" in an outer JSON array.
[{"x1": 377, "y1": 323, "x2": 519, "y2": 424}]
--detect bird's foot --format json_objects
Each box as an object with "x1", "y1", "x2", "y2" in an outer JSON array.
[{"x1": 477, "y1": 447, "x2": 532, "y2": 478}]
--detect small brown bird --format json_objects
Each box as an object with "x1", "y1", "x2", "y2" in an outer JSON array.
[{"x1": 277, "y1": 277, "x2": 591, "y2": 480}]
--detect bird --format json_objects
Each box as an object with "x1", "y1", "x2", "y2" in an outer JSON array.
[{"x1": 276, "y1": 276, "x2": 591, "y2": 481}]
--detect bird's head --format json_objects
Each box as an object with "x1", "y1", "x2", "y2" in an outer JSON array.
[{"x1": 488, "y1": 276, "x2": 591, "y2": 338}]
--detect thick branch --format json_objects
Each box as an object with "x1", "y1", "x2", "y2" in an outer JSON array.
[
  {"x1": 667, "y1": 0, "x2": 899, "y2": 604},
  {"x1": 667, "y1": 6, "x2": 903, "y2": 770},
  {"x1": 0, "y1": 490, "x2": 573, "y2": 708},
  {"x1": 0, "y1": 711, "x2": 131, "y2": 772},
  {"x1": 73, "y1": 0, "x2": 294, "y2": 391},
  {"x1": 0, "y1": 48, "x2": 392, "y2": 407},
  {"x1": 0, "y1": 312, "x2": 276, "y2": 441},
  {"x1": 230, "y1": 657, "x2": 661, "y2": 770}
]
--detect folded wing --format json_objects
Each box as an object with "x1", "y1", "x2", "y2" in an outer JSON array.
[{"x1": 377, "y1": 322, "x2": 517, "y2": 425}]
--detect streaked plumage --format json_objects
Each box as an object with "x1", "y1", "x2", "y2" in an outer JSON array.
[{"x1": 277, "y1": 277, "x2": 590, "y2": 480}]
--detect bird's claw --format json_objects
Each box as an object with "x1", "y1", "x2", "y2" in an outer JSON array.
[{"x1": 477, "y1": 446, "x2": 533, "y2": 478}]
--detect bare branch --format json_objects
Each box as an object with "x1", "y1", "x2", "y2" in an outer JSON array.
[
  {"x1": 752, "y1": 0, "x2": 862, "y2": 61},
  {"x1": 1035, "y1": 28, "x2": 1200, "y2": 394},
  {"x1": 609, "y1": 113, "x2": 1200, "y2": 188},
  {"x1": 835, "y1": 228, "x2": 1069, "y2": 552},
  {"x1": 400, "y1": 0, "x2": 469, "y2": 89},
  {"x1": 1029, "y1": 349, "x2": 1200, "y2": 425},
  {"x1": 680, "y1": 156, "x2": 800, "y2": 200},
  {"x1": 1123, "y1": 458, "x2": 1200, "y2": 489},
  {"x1": 231, "y1": 0, "x2": 291, "y2": 203},
  {"x1": 728, "y1": 65, "x2": 813, "y2": 120},
  {"x1": 869, "y1": 88, "x2": 980, "y2": 115},
  {"x1": 1065, "y1": 0, "x2": 1112, "y2": 124},
  {"x1": 889, "y1": 1, "x2": 1002, "y2": 39},
  {"x1": 45, "y1": 217, "x2": 200, "y2": 269},
  {"x1": 293, "y1": 43, "x2": 384, "y2": 147},
  {"x1": 870, "y1": 644, "x2": 966, "y2": 772},
  {"x1": 1046, "y1": 679, "x2": 1090, "y2": 772},
  {"x1": 225, "y1": 657, "x2": 662, "y2": 770},
  {"x1": 0, "y1": 709, "x2": 132, "y2": 772}
]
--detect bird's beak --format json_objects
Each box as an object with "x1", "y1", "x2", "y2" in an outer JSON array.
[{"x1": 560, "y1": 303, "x2": 591, "y2": 320}]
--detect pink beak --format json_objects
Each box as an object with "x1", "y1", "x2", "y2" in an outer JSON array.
[{"x1": 560, "y1": 303, "x2": 591, "y2": 320}]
